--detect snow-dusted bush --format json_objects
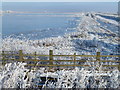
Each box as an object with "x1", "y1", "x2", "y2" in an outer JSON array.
[
  {"x1": 46, "y1": 67, "x2": 120, "y2": 88},
  {"x1": 0, "y1": 62, "x2": 32, "y2": 88},
  {"x1": 0, "y1": 62, "x2": 120, "y2": 89}
]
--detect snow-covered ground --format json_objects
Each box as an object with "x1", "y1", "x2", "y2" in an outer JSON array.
[
  {"x1": 1, "y1": 12, "x2": 120, "y2": 88},
  {"x1": 2, "y1": 12, "x2": 119, "y2": 55}
]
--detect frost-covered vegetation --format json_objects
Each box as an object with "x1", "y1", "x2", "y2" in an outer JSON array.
[
  {"x1": 0, "y1": 12, "x2": 120, "y2": 88},
  {"x1": 0, "y1": 62, "x2": 120, "y2": 88}
]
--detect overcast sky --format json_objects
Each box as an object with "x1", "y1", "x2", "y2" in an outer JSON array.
[{"x1": 2, "y1": 0, "x2": 120, "y2": 2}]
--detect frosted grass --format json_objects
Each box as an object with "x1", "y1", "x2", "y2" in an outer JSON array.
[{"x1": 1, "y1": 12, "x2": 120, "y2": 88}]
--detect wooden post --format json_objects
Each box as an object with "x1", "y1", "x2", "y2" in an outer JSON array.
[
  {"x1": 2, "y1": 51, "x2": 6, "y2": 65},
  {"x1": 96, "y1": 52, "x2": 101, "y2": 70},
  {"x1": 34, "y1": 52, "x2": 37, "y2": 65},
  {"x1": 73, "y1": 53, "x2": 76, "y2": 68},
  {"x1": 32, "y1": 52, "x2": 37, "y2": 70},
  {"x1": 19, "y1": 50, "x2": 23, "y2": 62},
  {"x1": 35, "y1": 52, "x2": 37, "y2": 60},
  {"x1": 118, "y1": 62, "x2": 120, "y2": 71},
  {"x1": 49, "y1": 50, "x2": 53, "y2": 69}
]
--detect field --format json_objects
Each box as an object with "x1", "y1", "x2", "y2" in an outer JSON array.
[{"x1": 0, "y1": 12, "x2": 120, "y2": 88}]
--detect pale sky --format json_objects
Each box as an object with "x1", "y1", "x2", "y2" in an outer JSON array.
[{"x1": 2, "y1": 0, "x2": 120, "y2": 2}]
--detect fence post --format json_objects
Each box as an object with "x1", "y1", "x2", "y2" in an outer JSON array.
[
  {"x1": 74, "y1": 53, "x2": 76, "y2": 68},
  {"x1": 96, "y1": 52, "x2": 101, "y2": 70},
  {"x1": 32, "y1": 52, "x2": 37, "y2": 70},
  {"x1": 34, "y1": 52, "x2": 37, "y2": 65},
  {"x1": 49, "y1": 50, "x2": 53, "y2": 69},
  {"x1": 35, "y1": 52, "x2": 37, "y2": 60},
  {"x1": 19, "y1": 50, "x2": 23, "y2": 62},
  {"x1": 2, "y1": 51, "x2": 6, "y2": 65},
  {"x1": 118, "y1": 63, "x2": 120, "y2": 71}
]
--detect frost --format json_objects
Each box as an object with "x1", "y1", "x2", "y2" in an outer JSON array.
[
  {"x1": 1, "y1": 12, "x2": 120, "y2": 88},
  {"x1": 0, "y1": 63, "x2": 120, "y2": 88}
]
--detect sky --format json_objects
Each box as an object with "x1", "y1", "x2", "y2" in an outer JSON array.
[{"x1": 2, "y1": 0, "x2": 120, "y2": 2}]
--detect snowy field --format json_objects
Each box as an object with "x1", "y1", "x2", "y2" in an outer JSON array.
[
  {"x1": 2, "y1": 12, "x2": 119, "y2": 55},
  {"x1": 0, "y1": 12, "x2": 120, "y2": 88}
]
